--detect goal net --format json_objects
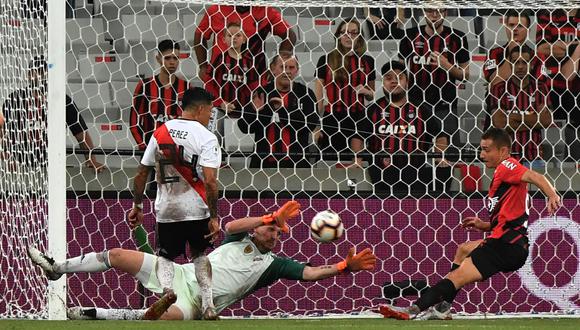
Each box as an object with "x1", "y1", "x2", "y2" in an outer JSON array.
[{"x1": 1, "y1": 0, "x2": 579, "y2": 320}]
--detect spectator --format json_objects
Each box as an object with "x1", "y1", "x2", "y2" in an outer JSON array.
[
  {"x1": 536, "y1": 8, "x2": 580, "y2": 162},
  {"x1": 2, "y1": 56, "x2": 104, "y2": 172},
  {"x1": 490, "y1": 45, "x2": 552, "y2": 168},
  {"x1": 315, "y1": 18, "x2": 375, "y2": 161},
  {"x1": 130, "y1": 39, "x2": 191, "y2": 151},
  {"x1": 205, "y1": 22, "x2": 267, "y2": 146},
  {"x1": 237, "y1": 53, "x2": 318, "y2": 168},
  {"x1": 364, "y1": 6, "x2": 405, "y2": 40},
  {"x1": 355, "y1": 61, "x2": 441, "y2": 195},
  {"x1": 399, "y1": 8, "x2": 470, "y2": 147},
  {"x1": 194, "y1": 4, "x2": 297, "y2": 82}
]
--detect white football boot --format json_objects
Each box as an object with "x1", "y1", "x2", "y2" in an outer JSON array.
[{"x1": 27, "y1": 246, "x2": 62, "y2": 281}]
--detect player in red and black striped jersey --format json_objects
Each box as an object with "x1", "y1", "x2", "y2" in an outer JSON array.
[
  {"x1": 536, "y1": 9, "x2": 580, "y2": 161},
  {"x1": 130, "y1": 40, "x2": 191, "y2": 150},
  {"x1": 380, "y1": 128, "x2": 561, "y2": 321},
  {"x1": 238, "y1": 54, "x2": 318, "y2": 168},
  {"x1": 194, "y1": 5, "x2": 296, "y2": 82},
  {"x1": 398, "y1": 8, "x2": 469, "y2": 146},
  {"x1": 205, "y1": 22, "x2": 266, "y2": 117},
  {"x1": 490, "y1": 45, "x2": 552, "y2": 166},
  {"x1": 354, "y1": 61, "x2": 440, "y2": 195},
  {"x1": 315, "y1": 18, "x2": 376, "y2": 159}
]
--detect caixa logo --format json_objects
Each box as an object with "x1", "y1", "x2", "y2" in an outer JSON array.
[{"x1": 518, "y1": 217, "x2": 580, "y2": 310}]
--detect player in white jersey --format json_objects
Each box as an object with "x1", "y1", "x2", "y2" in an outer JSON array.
[
  {"x1": 28, "y1": 201, "x2": 377, "y2": 320},
  {"x1": 127, "y1": 87, "x2": 221, "y2": 319}
]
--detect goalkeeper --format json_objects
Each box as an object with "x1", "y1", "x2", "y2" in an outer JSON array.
[{"x1": 28, "y1": 201, "x2": 376, "y2": 320}]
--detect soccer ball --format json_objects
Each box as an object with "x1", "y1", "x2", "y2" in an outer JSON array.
[{"x1": 310, "y1": 210, "x2": 344, "y2": 242}]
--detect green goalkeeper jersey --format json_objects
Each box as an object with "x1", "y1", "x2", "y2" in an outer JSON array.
[{"x1": 180, "y1": 232, "x2": 306, "y2": 313}]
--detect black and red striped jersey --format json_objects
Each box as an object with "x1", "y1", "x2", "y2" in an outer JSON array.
[
  {"x1": 357, "y1": 97, "x2": 437, "y2": 168},
  {"x1": 487, "y1": 157, "x2": 530, "y2": 243},
  {"x1": 399, "y1": 25, "x2": 470, "y2": 107},
  {"x1": 489, "y1": 78, "x2": 550, "y2": 161},
  {"x1": 205, "y1": 50, "x2": 266, "y2": 115},
  {"x1": 316, "y1": 54, "x2": 376, "y2": 118},
  {"x1": 237, "y1": 81, "x2": 318, "y2": 167},
  {"x1": 130, "y1": 75, "x2": 191, "y2": 150},
  {"x1": 536, "y1": 9, "x2": 580, "y2": 92}
]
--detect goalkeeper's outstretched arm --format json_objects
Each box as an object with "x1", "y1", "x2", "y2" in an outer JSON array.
[{"x1": 302, "y1": 247, "x2": 376, "y2": 281}]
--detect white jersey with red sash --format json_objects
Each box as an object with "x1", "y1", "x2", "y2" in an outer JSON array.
[{"x1": 141, "y1": 119, "x2": 221, "y2": 222}]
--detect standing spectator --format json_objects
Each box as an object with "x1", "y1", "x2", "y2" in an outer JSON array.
[
  {"x1": 194, "y1": 5, "x2": 297, "y2": 82},
  {"x1": 237, "y1": 53, "x2": 318, "y2": 168},
  {"x1": 2, "y1": 56, "x2": 104, "y2": 172},
  {"x1": 205, "y1": 22, "x2": 267, "y2": 145},
  {"x1": 355, "y1": 61, "x2": 441, "y2": 195},
  {"x1": 536, "y1": 8, "x2": 580, "y2": 162},
  {"x1": 128, "y1": 87, "x2": 221, "y2": 320},
  {"x1": 490, "y1": 45, "x2": 552, "y2": 168},
  {"x1": 364, "y1": 6, "x2": 405, "y2": 40},
  {"x1": 130, "y1": 40, "x2": 190, "y2": 151},
  {"x1": 399, "y1": 8, "x2": 470, "y2": 147},
  {"x1": 315, "y1": 18, "x2": 375, "y2": 161}
]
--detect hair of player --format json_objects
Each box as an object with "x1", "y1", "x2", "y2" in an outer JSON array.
[
  {"x1": 157, "y1": 39, "x2": 180, "y2": 54},
  {"x1": 182, "y1": 87, "x2": 214, "y2": 111},
  {"x1": 329, "y1": 17, "x2": 366, "y2": 82},
  {"x1": 505, "y1": 9, "x2": 532, "y2": 27},
  {"x1": 381, "y1": 61, "x2": 407, "y2": 78},
  {"x1": 509, "y1": 44, "x2": 534, "y2": 59},
  {"x1": 226, "y1": 20, "x2": 242, "y2": 29},
  {"x1": 481, "y1": 128, "x2": 513, "y2": 149}
]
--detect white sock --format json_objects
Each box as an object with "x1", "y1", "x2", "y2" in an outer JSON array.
[
  {"x1": 156, "y1": 257, "x2": 174, "y2": 291},
  {"x1": 193, "y1": 256, "x2": 214, "y2": 310},
  {"x1": 54, "y1": 251, "x2": 110, "y2": 273},
  {"x1": 94, "y1": 308, "x2": 146, "y2": 320}
]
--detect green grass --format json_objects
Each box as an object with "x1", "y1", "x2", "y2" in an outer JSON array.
[{"x1": 1, "y1": 319, "x2": 579, "y2": 330}]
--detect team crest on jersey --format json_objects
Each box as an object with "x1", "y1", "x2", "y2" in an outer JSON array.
[
  {"x1": 244, "y1": 245, "x2": 253, "y2": 254},
  {"x1": 487, "y1": 196, "x2": 499, "y2": 213},
  {"x1": 484, "y1": 59, "x2": 497, "y2": 70},
  {"x1": 408, "y1": 108, "x2": 415, "y2": 119}
]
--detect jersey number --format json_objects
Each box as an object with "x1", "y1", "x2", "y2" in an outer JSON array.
[{"x1": 158, "y1": 144, "x2": 198, "y2": 184}]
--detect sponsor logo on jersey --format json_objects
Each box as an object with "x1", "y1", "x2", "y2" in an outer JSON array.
[
  {"x1": 412, "y1": 55, "x2": 434, "y2": 66},
  {"x1": 414, "y1": 41, "x2": 424, "y2": 49},
  {"x1": 484, "y1": 59, "x2": 497, "y2": 71},
  {"x1": 501, "y1": 159, "x2": 517, "y2": 170},
  {"x1": 222, "y1": 73, "x2": 247, "y2": 84},
  {"x1": 378, "y1": 124, "x2": 417, "y2": 135}
]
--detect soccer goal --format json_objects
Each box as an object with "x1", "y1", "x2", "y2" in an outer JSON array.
[{"x1": 1, "y1": 0, "x2": 579, "y2": 320}]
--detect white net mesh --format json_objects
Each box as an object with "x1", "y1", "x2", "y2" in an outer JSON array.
[{"x1": 1, "y1": 0, "x2": 580, "y2": 320}]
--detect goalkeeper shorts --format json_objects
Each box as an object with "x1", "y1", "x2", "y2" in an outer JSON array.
[{"x1": 135, "y1": 253, "x2": 201, "y2": 320}]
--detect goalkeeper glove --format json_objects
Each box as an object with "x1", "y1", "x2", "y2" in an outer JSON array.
[
  {"x1": 262, "y1": 200, "x2": 301, "y2": 233},
  {"x1": 336, "y1": 247, "x2": 376, "y2": 272}
]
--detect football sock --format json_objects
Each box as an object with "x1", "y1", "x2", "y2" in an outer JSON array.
[
  {"x1": 89, "y1": 308, "x2": 146, "y2": 320},
  {"x1": 194, "y1": 255, "x2": 215, "y2": 311},
  {"x1": 53, "y1": 251, "x2": 110, "y2": 273},
  {"x1": 156, "y1": 257, "x2": 175, "y2": 291},
  {"x1": 415, "y1": 279, "x2": 458, "y2": 311}
]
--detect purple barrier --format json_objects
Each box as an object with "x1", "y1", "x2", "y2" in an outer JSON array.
[{"x1": 63, "y1": 198, "x2": 580, "y2": 315}]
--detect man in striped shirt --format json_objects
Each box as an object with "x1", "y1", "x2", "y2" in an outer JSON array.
[
  {"x1": 355, "y1": 61, "x2": 441, "y2": 195},
  {"x1": 130, "y1": 39, "x2": 191, "y2": 150},
  {"x1": 490, "y1": 45, "x2": 552, "y2": 168}
]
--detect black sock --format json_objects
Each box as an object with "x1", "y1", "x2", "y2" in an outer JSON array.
[
  {"x1": 414, "y1": 279, "x2": 457, "y2": 312},
  {"x1": 450, "y1": 263, "x2": 460, "y2": 271}
]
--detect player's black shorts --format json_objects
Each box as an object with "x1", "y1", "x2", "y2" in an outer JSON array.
[
  {"x1": 155, "y1": 219, "x2": 212, "y2": 260},
  {"x1": 469, "y1": 238, "x2": 528, "y2": 280}
]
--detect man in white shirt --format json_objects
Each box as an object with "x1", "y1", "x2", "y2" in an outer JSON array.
[{"x1": 127, "y1": 87, "x2": 221, "y2": 319}]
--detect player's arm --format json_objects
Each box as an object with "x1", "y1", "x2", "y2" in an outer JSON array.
[
  {"x1": 127, "y1": 164, "x2": 153, "y2": 228},
  {"x1": 302, "y1": 247, "x2": 376, "y2": 281},
  {"x1": 561, "y1": 43, "x2": 580, "y2": 81},
  {"x1": 224, "y1": 201, "x2": 301, "y2": 235},
  {"x1": 202, "y1": 164, "x2": 220, "y2": 241},
  {"x1": 520, "y1": 104, "x2": 552, "y2": 130},
  {"x1": 489, "y1": 59, "x2": 512, "y2": 87},
  {"x1": 521, "y1": 169, "x2": 561, "y2": 215}
]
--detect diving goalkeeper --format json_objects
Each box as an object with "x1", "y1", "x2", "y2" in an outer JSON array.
[{"x1": 28, "y1": 201, "x2": 376, "y2": 320}]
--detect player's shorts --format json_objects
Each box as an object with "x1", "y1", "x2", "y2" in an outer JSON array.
[
  {"x1": 135, "y1": 253, "x2": 201, "y2": 320},
  {"x1": 156, "y1": 219, "x2": 212, "y2": 260},
  {"x1": 469, "y1": 238, "x2": 528, "y2": 280}
]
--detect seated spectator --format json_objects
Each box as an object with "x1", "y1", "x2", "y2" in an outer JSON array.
[
  {"x1": 482, "y1": 9, "x2": 533, "y2": 131},
  {"x1": 490, "y1": 45, "x2": 552, "y2": 169},
  {"x1": 2, "y1": 56, "x2": 104, "y2": 172},
  {"x1": 398, "y1": 8, "x2": 470, "y2": 147},
  {"x1": 354, "y1": 61, "x2": 443, "y2": 195},
  {"x1": 237, "y1": 53, "x2": 318, "y2": 168},
  {"x1": 194, "y1": 4, "x2": 297, "y2": 82},
  {"x1": 130, "y1": 39, "x2": 191, "y2": 150},
  {"x1": 364, "y1": 6, "x2": 405, "y2": 39},
  {"x1": 315, "y1": 18, "x2": 375, "y2": 161},
  {"x1": 536, "y1": 8, "x2": 580, "y2": 162},
  {"x1": 205, "y1": 22, "x2": 267, "y2": 145}
]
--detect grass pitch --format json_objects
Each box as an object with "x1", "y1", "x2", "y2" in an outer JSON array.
[{"x1": 1, "y1": 318, "x2": 579, "y2": 330}]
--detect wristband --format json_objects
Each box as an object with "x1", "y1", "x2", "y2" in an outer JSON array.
[
  {"x1": 336, "y1": 260, "x2": 348, "y2": 272},
  {"x1": 133, "y1": 202, "x2": 144, "y2": 210}
]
